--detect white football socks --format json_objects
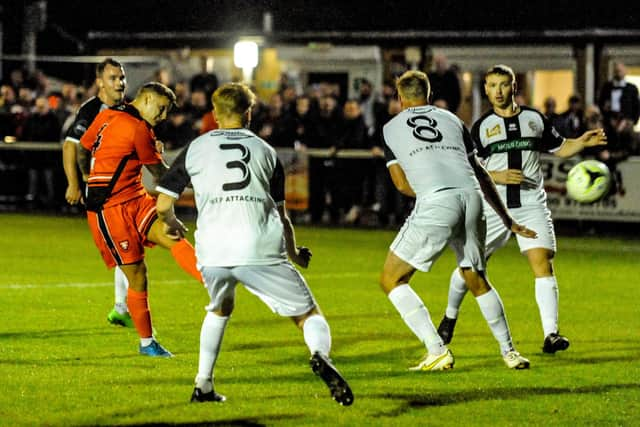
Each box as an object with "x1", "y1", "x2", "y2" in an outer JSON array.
[
  {"x1": 196, "y1": 312, "x2": 229, "y2": 392},
  {"x1": 445, "y1": 268, "x2": 468, "y2": 319},
  {"x1": 535, "y1": 276, "x2": 559, "y2": 337},
  {"x1": 302, "y1": 314, "x2": 332, "y2": 357},
  {"x1": 388, "y1": 284, "x2": 445, "y2": 355},
  {"x1": 114, "y1": 266, "x2": 129, "y2": 314},
  {"x1": 475, "y1": 288, "x2": 513, "y2": 354}
]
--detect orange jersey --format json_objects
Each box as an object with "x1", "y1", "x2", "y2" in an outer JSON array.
[
  {"x1": 81, "y1": 105, "x2": 162, "y2": 207},
  {"x1": 200, "y1": 110, "x2": 218, "y2": 134}
]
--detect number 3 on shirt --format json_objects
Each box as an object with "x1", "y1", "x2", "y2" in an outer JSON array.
[{"x1": 220, "y1": 143, "x2": 252, "y2": 191}]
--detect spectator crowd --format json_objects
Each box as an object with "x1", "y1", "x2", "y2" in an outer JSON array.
[{"x1": 1, "y1": 58, "x2": 639, "y2": 219}]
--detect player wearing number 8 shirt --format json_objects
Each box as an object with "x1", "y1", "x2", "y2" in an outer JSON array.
[
  {"x1": 437, "y1": 64, "x2": 607, "y2": 354},
  {"x1": 379, "y1": 70, "x2": 537, "y2": 372},
  {"x1": 155, "y1": 82, "x2": 353, "y2": 405}
]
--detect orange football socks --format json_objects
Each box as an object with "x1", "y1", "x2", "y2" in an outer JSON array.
[
  {"x1": 170, "y1": 238, "x2": 203, "y2": 283},
  {"x1": 127, "y1": 289, "x2": 153, "y2": 339}
]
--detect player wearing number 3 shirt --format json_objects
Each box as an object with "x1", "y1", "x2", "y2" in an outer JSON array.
[
  {"x1": 379, "y1": 70, "x2": 536, "y2": 372},
  {"x1": 155, "y1": 83, "x2": 353, "y2": 405}
]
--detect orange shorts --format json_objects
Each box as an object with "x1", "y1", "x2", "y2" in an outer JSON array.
[{"x1": 87, "y1": 194, "x2": 157, "y2": 268}]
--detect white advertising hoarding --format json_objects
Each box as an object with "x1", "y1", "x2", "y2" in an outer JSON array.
[{"x1": 542, "y1": 155, "x2": 640, "y2": 222}]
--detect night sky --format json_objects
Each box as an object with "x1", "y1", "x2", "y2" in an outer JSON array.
[{"x1": 4, "y1": 0, "x2": 640, "y2": 56}]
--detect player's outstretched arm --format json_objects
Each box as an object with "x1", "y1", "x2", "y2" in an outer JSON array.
[
  {"x1": 471, "y1": 154, "x2": 536, "y2": 238},
  {"x1": 277, "y1": 204, "x2": 312, "y2": 268},
  {"x1": 554, "y1": 128, "x2": 608, "y2": 158},
  {"x1": 156, "y1": 193, "x2": 188, "y2": 239},
  {"x1": 510, "y1": 222, "x2": 537, "y2": 239}
]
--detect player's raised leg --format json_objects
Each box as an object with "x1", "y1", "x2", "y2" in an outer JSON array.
[
  {"x1": 147, "y1": 219, "x2": 203, "y2": 284},
  {"x1": 292, "y1": 307, "x2": 353, "y2": 406}
]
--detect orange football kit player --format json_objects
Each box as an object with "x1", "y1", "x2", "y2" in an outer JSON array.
[{"x1": 80, "y1": 82, "x2": 202, "y2": 357}]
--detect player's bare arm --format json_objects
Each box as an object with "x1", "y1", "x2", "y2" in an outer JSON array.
[
  {"x1": 62, "y1": 139, "x2": 82, "y2": 204},
  {"x1": 554, "y1": 128, "x2": 607, "y2": 158},
  {"x1": 76, "y1": 144, "x2": 92, "y2": 180},
  {"x1": 156, "y1": 192, "x2": 188, "y2": 239},
  {"x1": 471, "y1": 155, "x2": 537, "y2": 239},
  {"x1": 277, "y1": 204, "x2": 312, "y2": 268},
  {"x1": 388, "y1": 163, "x2": 416, "y2": 198}
]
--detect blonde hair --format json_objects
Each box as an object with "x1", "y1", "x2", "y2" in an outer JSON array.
[
  {"x1": 396, "y1": 70, "x2": 430, "y2": 103},
  {"x1": 212, "y1": 83, "x2": 256, "y2": 117}
]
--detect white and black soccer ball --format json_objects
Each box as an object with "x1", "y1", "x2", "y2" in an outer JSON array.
[{"x1": 565, "y1": 160, "x2": 612, "y2": 203}]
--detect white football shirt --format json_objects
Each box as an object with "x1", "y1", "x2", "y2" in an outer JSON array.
[
  {"x1": 157, "y1": 128, "x2": 287, "y2": 267},
  {"x1": 383, "y1": 105, "x2": 480, "y2": 197},
  {"x1": 471, "y1": 106, "x2": 565, "y2": 207}
]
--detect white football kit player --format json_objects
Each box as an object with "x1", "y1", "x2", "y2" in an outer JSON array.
[
  {"x1": 472, "y1": 106, "x2": 565, "y2": 254},
  {"x1": 157, "y1": 128, "x2": 316, "y2": 316},
  {"x1": 383, "y1": 105, "x2": 486, "y2": 272}
]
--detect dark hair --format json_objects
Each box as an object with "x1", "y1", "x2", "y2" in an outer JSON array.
[
  {"x1": 96, "y1": 58, "x2": 124, "y2": 77},
  {"x1": 568, "y1": 94, "x2": 582, "y2": 104},
  {"x1": 138, "y1": 82, "x2": 177, "y2": 108}
]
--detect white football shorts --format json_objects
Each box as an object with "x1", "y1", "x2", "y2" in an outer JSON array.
[
  {"x1": 390, "y1": 188, "x2": 486, "y2": 272},
  {"x1": 200, "y1": 262, "x2": 317, "y2": 317},
  {"x1": 484, "y1": 201, "x2": 557, "y2": 257}
]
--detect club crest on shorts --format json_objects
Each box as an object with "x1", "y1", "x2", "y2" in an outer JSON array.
[{"x1": 119, "y1": 240, "x2": 130, "y2": 251}]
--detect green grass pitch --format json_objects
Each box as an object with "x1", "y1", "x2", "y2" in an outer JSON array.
[{"x1": 1, "y1": 213, "x2": 638, "y2": 426}]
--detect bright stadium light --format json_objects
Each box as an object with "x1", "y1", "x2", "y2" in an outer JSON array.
[{"x1": 234, "y1": 40, "x2": 259, "y2": 83}]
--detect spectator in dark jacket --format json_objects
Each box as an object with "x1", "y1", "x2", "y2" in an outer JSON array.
[
  {"x1": 428, "y1": 53, "x2": 461, "y2": 113},
  {"x1": 336, "y1": 99, "x2": 371, "y2": 223},
  {"x1": 22, "y1": 96, "x2": 62, "y2": 208}
]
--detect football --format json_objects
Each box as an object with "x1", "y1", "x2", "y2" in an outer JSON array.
[{"x1": 565, "y1": 160, "x2": 612, "y2": 203}]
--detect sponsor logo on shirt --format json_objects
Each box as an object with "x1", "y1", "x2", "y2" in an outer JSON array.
[
  {"x1": 485, "y1": 124, "x2": 502, "y2": 138},
  {"x1": 488, "y1": 138, "x2": 535, "y2": 154}
]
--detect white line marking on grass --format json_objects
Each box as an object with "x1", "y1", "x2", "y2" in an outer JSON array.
[
  {"x1": 1, "y1": 282, "x2": 113, "y2": 289},
  {"x1": 0, "y1": 279, "x2": 188, "y2": 289},
  {"x1": 305, "y1": 272, "x2": 374, "y2": 279},
  {"x1": 0, "y1": 272, "x2": 375, "y2": 289}
]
